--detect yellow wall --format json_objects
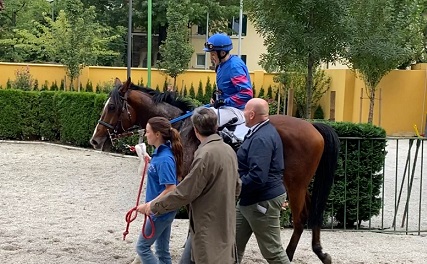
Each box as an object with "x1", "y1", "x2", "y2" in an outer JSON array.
[
  {"x1": 2, "y1": 62, "x2": 427, "y2": 136},
  {"x1": 0, "y1": 63, "x2": 277, "y2": 94}
]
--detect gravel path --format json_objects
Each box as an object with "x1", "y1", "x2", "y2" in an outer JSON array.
[{"x1": 0, "y1": 141, "x2": 426, "y2": 264}]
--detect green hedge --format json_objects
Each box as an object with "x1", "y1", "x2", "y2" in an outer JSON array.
[{"x1": 327, "y1": 121, "x2": 386, "y2": 227}]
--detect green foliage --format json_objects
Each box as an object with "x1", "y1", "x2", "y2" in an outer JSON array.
[
  {"x1": 266, "y1": 85, "x2": 273, "y2": 99},
  {"x1": 266, "y1": 98, "x2": 278, "y2": 115},
  {"x1": 158, "y1": 0, "x2": 194, "y2": 87},
  {"x1": 20, "y1": 91, "x2": 40, "y2": 139},
  {"x1": 278, "y1": 68, "x2": 330, "y2": 118},
  {"x1": 313, "y1": 105, "x2": 325, "y2": 119},
  {"x1": 189, "y1": 83, "x2": 196, "y2": 99},
  {"x1": 41, "y1": 81, "x2": 49, "y2": 91},
  {"x1": 6, "y1": 79, "x2": 12, "y2": 89},
  {"x1": 258, "y1": 86, "x2": 265, "y2": 98},
  {"x1": 280, "y1": 207, "x2": 292, "y2": 228},
  {"x1": 12, "y1": 66, "x2": 34, "y2": 91},
  {"x1": 342, "y1": 0, "x2": 425, "y2": 124},
  {"x1": 246, "y1": 0, "x2": 347, "y2": 118},
  {"x1": 327, "y1": 121, "x2": 387, "y2": 227},
  {"x1": 183, "y1": 85, "x2": 188, "y2": 97},
  {"x1": 50, "y1": 81, "x2": 59, "y2": 91},
  {"x1": 39, "y1": 91, "x2": 60, "y2": 141},
  {"x1": 204, "y1": 77, "x2": 213, "y2": 104},
  {"x1": 85, "y1": 80, "x2": 93, "y2": 92},
  {"x1": 33, "y1": 80, "x2": 39, "y2": 90},
  {"x1": 95, "y1": 80, "x2": 114, "y2": 94},
  {"x1": 196, "y1": 80, "x2": 205, "y2": 103},
  {"x1": 60, "y1": 80, "x2": 65, "y2": 91},
  {"x1": 163, "y1": 79, "x2": 168, "y2": 92},
  {"x1": 56, "y1": 92, "x2": 99, "y2": 147},
  {"x1": 252, "y1": 82, "x2": 256, "y2": 97},
  {"x1": 0, "y1": 90, "x2": 24, "y2": 138}
]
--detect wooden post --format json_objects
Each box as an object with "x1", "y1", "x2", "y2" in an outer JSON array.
[
  {"x1": 287, "y1": 88, "x2": 294, "y2": 116},
  {"x1": 330, "y1": 91, "x2": 336, "y2": 121}
]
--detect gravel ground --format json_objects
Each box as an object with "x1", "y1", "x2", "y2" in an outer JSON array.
[{"x1": 0, "y1": 141, "x2": 426, "y2": 264}]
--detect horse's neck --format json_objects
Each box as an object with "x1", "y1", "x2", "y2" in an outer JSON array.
[{"x1": 130, "y1": 90, "x2": 184, "y2": 126}]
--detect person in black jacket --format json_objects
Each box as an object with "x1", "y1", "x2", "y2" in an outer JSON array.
[{"x1": 235, "y1": 98, "x2": 290, "y2": 264}]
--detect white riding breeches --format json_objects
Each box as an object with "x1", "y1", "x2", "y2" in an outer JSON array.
[{"x1": 209, "y1": 106, "x2": 245, "y2": 127}]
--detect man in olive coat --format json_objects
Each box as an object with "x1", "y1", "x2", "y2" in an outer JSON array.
[{"x1": 139, "y1": 107, "x2": 241, "y2": 264}]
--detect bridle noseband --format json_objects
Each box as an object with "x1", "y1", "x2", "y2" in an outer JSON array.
[{"x1": 97, "y1": 90, "x2": 140, "y2": 145}]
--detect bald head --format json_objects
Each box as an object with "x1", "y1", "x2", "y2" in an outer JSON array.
[
  {"x1": 247, "y1": 98, "x2": 269, "y2": 116},
  {"x1": 244, "y1": 98, "x2": 269, "y2": 127}
]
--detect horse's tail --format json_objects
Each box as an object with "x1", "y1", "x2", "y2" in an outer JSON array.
[{"x1": 308, "y1": 123, "x2": 340, "y2": 228}]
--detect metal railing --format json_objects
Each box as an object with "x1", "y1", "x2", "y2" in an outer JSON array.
[{"x1": 326, "y1": 137, "x2": 426, "y2": 235}]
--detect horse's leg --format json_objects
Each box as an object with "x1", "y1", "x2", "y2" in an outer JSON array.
[
  {"x1": 285, "y1": 188, "x2": 310, "y2": 261},
  {"x1": 312, "y1": 226, "x2": 331, "y2": 264}
]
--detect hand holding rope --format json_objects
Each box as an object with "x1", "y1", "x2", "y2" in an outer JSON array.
[{"x1": 122, "y1": 145, "x2": 155, "y2": 240}]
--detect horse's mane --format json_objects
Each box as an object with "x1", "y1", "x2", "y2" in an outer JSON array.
[{"x1": 130, "y1": 84, "x2": 195, "y2": 113}]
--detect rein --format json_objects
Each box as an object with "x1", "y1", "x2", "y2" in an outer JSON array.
[
  {"x1": 123, "y1": 154, "x2": 155, "y2": 240},
  {"x1": 169, "y1": 104, "x2": 211, "y2": 124}
]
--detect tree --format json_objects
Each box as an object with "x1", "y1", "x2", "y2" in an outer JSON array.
[
  {"x1": 245, "y1": 0, "x2": 347, "y2": 118},
  {"x1": 157, "y1": 0, "x2": 194, "y2": 89},
  {"x1": 342, "y1": 0, "x2": 425, "y2": 123},
  {"x1": 42, "y1": 1, "x2": 120, "y2": 90},
  {"x1": 278, "y1": 69, "x2": 331, "y2": 118}
]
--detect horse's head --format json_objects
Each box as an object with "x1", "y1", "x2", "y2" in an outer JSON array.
[{"x1": 90, "y1": 77, "x2": 138, "y2": 150}]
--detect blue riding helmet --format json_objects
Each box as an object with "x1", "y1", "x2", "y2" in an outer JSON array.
[{"x1": 203, "y1": 33, "x2": 233, "y2": 52}]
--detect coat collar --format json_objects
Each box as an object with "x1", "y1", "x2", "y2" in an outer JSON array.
[{"x1": 198, "y1": 134, "x2": 222, "y2": 149}]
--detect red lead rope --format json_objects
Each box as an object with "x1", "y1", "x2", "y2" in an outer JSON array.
[{"x1": 123, "y1": 155, "x2": 155, "y2": 240}]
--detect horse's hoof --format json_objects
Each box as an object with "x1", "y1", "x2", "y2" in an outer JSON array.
[{"x1": 322, "y1": 253, "x2": 332, "y2": 264}]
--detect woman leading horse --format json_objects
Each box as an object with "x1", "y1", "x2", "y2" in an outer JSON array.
[{"x1": 90, "y1": 77, "x2": 340, "y2": 264}]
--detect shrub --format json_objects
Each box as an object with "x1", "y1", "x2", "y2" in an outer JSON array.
[
  {"x1": 258, "y1": 86, "x2": 265, "y2": 98},
  {"x1": 189, "y1": 83, "x2": 196, "y2": 98},
  {"x1": 326, "y1": 122, "x2": 386, "y2": 227},
  {"x1": 13, "y1": 66, "x2": 34, "y2": 91},
  {"x1": 33, "y1": 80, "x2": 39, "y2": 90},
  {"x1": 204, "y1": 77, "x2": 213, "y2": 104},
  {"x1": 86, "y1": 80, "x2": 93, "y2": 92},
  {"x1": 313, "y1": 105, "x2": 325, "y2": 119},
  {"x1": 196, "y1": 80, "x2": 204, "y2": 103},
  {"x1": 50, "y1": 81, "x2": 59, "y2": 91}
]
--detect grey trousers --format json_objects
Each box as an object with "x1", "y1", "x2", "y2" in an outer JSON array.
[{"x1": 236, "y1": 194, "x2": 290, "y2": 264}]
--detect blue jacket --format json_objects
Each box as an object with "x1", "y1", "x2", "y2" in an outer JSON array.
[
  {"x1": 216, "y1": 55, "x2": 253, "y2": 109},
  {"x1": 236, "y1": 121, "x2": 286, "y2": 206},
  {"x1": 146, "y1": 142, "x2": 178, "y2": 219}
]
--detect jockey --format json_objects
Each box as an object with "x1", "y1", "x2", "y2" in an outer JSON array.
[{"x1": 204, "y1": 33, "x2": 253, "y2": 127}]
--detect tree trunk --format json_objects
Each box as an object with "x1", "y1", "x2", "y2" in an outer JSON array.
[
  {"x1": 173, "y1": 77, "x2": 177, "y2": 91},
  {"x1": 368, "y1": 86, "x2": 376, "y2": 124},
  {"x1": 306, "y1": 53, "x2": 314, "y2": 119}
]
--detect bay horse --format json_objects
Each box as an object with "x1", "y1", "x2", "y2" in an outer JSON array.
[{"x1": 90, "y1": 77, "x2": 340, "y2": 264}]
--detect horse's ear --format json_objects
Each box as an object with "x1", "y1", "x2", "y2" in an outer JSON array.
[
  {"x1": 114, "y1": 78, "x2": 122, "y2": 86},
  {"x1": 119, "y1": 77, "x2": 132, "y2": 93}
]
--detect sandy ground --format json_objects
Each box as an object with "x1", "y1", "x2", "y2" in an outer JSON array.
[{"x1": 1, "y1": 141, "x2": 426, "y2": 264}]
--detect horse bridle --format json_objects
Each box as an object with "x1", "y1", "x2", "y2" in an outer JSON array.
[{"x1": 97, "y1": 90, "x2": 140, "y2": 145}]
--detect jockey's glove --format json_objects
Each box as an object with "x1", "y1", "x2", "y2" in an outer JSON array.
[{"x1": 213, "y1": 99, "x2": 225, "y2": 109}]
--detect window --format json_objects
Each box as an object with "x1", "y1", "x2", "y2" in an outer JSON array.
[
  {"x1": 197, "y1": 24, "x2": 207, "y2": 35},
  {"x1": 241, "y1": 55, "x2": 247, "y2": 65},
  {"x1": 228, "y1": 15, "x2": 247, "y2": 36},
  {"x1": 196, "y1": 54, "x2": 206, "y2": 67}
]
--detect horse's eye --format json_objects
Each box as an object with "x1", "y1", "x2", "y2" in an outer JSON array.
[{"x1": 108, "y1": 105, "x2": 116, "y2": 111}]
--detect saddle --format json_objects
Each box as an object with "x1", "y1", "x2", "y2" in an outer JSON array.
[{"x1": 218, "y1": 117, "x2": 248, "y2": 152}]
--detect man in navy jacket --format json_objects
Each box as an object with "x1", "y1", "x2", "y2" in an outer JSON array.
[{"x1": 235, "y1": 98, "x2": 290, "y2": 264}]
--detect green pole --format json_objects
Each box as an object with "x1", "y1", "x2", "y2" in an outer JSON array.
[{"x1": 147, "y1": 0, "x2": 152, "y2": 87}]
